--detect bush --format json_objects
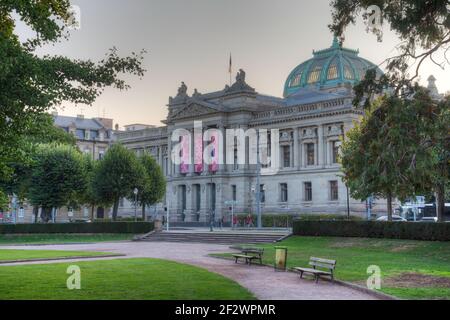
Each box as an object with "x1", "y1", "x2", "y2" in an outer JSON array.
[
  {"x1": 296, "y1": 214, "x2": 362, "y2": 221},
  {"x1": 293, "y1": 220, "x2": 450, "y2": 241},
  {"x1": 0, "y1": 222, "x2": 154, "y2": 234}
]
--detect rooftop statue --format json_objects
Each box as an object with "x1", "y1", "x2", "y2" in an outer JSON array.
[
  {"x1": 225, "y1": 69, "x2": 255, "y2": 93},
  {"x1": 177, "y1": 81, "x2": 188, "y2": 97}
]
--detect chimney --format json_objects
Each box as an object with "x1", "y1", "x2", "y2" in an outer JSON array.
[
  {"x1": 77, "y1": 114, "x2": 84, "y2": 119},
  {"x1": 51, "y1": 111, "x2": 58, "y2": 117}
]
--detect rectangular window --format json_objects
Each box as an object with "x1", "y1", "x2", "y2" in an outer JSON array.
[
  {"x1": 90, "y1": 130, "x2": 98, "y2": 140},
  {"x1": 119, "y1": 198, "x2": 125, "y2": 208},
  {"x1": 280, "y1": 183, "x2": 288, "y2": 203},
  {"x1": 307, "y1": 143, "x2": 315, "y2": 166},
  {"x1": 332, "y1": 141, "x2": 340, "y2": 164},
  {"x1": 76, "y1": 129, "x2": 85, "y2": 140},
  {"x1": 232, "y1": 185, "x2": 237, "y2": 202},
  {"x1": 260, "y1": 184, "x2": 266, "y2": 203},
  {"x1": 330, "y1": 181, "x2": 339, "y2": 201},
  {"x1": 304, "y1": 182, "x2": 312, "y2": 201},
  {"x1": 283, "y1": 146, "x2": 291, "y2": 168}
]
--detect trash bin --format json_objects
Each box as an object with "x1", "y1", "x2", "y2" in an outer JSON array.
[{"x1": 274, "y1": 246, "x2": 288, "y2": 271}]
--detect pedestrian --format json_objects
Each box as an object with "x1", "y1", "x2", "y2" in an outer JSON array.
[{"x1": 232, "y1": 215, "x2": 238, "y2": 229}]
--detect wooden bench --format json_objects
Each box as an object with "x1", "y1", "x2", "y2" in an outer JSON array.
[
  {"x1": 232, "y1": 248, "x2": 264, "y2": 265},
  {"x1": 292, "y1": 257, "x2": 336, "y2": 283}
]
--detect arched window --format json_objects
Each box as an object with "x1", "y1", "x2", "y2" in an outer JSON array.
[
  {"x1": 344, "y1": 65, "x2": 354, "y2": 80},
  {"x1": 327, "y1": 64, "x2": 338, "y2": 80},
  {"x1": 307, "y1": 66, "x2": 322, "y2": 84}
]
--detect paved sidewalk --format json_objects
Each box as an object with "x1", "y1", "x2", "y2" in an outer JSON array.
[{"x1": 0, "y1": 242, "x2": 378, "y2": 300}]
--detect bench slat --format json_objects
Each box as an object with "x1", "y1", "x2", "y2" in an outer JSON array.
[
  {"x1": 310, "y1": 257, "x2": 336, "y2": 265},
  {"x1": 293, "y1": 267, "x2": 331, "y2": 275},
  {"x1": 309, "y1": 261, "x2": 336, "y2": 270}
]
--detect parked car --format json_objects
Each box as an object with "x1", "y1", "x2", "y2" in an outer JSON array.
[
  {"x1": 419, "y1": 217, "x2": 438, "y2": 222},
  {"x1": 376, "y1": 215, "x2": 407, "y2": 222}
]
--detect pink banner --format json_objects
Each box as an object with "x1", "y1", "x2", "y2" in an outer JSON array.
[
  {"x1": 194, "y1": 133, "x2": 203, "y2": 173},
  {"x1": 180, "y1": 135, "x2": 190, "y2": 174},
  {"x1": 209, "y1": 133, "x2": 219, "y2": 172}
]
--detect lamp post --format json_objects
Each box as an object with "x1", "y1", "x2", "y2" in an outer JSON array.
[{"x1": 133, "y1": 188, "x2": 138, "y2": 222}]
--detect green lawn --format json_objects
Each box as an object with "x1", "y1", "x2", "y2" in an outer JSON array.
[
  {"x1": 0, "y1": 234, "x2": 134, "y2": 245},
  {"x1": 213, "y1": 236, "x2": 450, "y2": 300},
  {"x1": 0, "y1": 249, "x2": 117, "y2": 262},
  {"x1": 0, "y1": 258, "x2": 255, "y2": 300}
]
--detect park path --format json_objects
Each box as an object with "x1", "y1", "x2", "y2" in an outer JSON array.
[{"x1": 0, "y1": 241, "x2": 378, "y2": 300}]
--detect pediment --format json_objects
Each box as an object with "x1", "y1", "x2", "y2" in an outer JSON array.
[{"x1": 170, "y1": 102, "x2": 221, "y2": 120}]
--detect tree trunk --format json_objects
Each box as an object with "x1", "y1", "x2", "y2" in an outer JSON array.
[
  {"x1": 112, "y1": 200, "x2": 119, "y2": 221},
  {"x1": 142, "y1": 204, "x2": 146, "y2": 221},
  {"x1": 33, "y1": 206, "x2": 39, "y2": 223},
  {"x1": 387, "y1": 193, "x2": 393, "y2": 222},
  {"x1": 436, "y1": 186, "x2": 445, "y2": 222},
  {"x1": 91, "y1": 205, "x2": 95, "y2": 221}
]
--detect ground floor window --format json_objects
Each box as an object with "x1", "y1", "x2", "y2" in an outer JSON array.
[
  {"x1": 280, "y1": 183, "x2": 288, "y2": 202},
  {"x1": 304, "y1": 182, "x2": 312, "y2": 201},
  {"x1": 330, "y1": 180, "x2": 339, "y2": 201}
]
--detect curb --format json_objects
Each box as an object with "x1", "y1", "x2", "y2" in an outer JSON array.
[
  {"x1": 0, "y1": 254, "x2": 126, "y2": 265},
  {"x1": 334, "y1": 280, "x2": 399, "y2": 300}
]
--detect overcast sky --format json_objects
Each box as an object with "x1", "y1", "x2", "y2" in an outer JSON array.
[{"x1": 16, "y1": 0, "x2": 450, "y2": 127}]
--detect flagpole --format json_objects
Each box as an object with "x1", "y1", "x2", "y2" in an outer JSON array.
[{"x1": 229, "y1": 53, "x2": 232, "y2": 86}]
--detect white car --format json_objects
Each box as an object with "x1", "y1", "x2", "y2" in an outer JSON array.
[{"x1": 376, "y1": 215, "x2": 407, "y2": 222}]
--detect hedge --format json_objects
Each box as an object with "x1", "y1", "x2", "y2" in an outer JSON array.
[
  {"x1": 293, "y1": 220, "x2": 450, "y2": 241},
  {"x1": 0, "y1": 222, "x2": 154, "y2": 234}
]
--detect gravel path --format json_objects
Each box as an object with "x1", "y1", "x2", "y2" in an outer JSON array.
[{"x1": 0, "y1": 242, "x2": 378, "y2": 300}]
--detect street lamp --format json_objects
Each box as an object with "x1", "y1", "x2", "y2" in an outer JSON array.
[{"x1": 133, "y1": 188, "x2": 138, "y2": 222}]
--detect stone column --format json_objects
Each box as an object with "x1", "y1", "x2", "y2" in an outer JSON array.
[
  {"x1": 199, "y1": 184, "x2": 208, "y2": 222},
  {"x1": 185, "y1": 185, "x2": 193, "y2": 221},
  {"x1": 158, "y1": 146, "x2": 163, "y2": 167},
  {"x1": 318, "y1": 125, "x2": 324, "y2": 167},
  {"x1": 167, "y1": 131, "x2": 173, "y2": 177},
  {"x1": 299, "y1": 141, "x2": 304, "y2": 168},
  {"x1": 293, "y1": 128, "x2": 299, "y2": 168}
]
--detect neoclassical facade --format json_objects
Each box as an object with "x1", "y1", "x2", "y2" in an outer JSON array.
[{"x1": 116, "y1": 39, "x2": 388, "y2": 222}]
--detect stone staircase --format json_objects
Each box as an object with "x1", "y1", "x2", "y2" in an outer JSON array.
[{"x1": 136, "y1": 230, "x2": 291, "y2": 244}]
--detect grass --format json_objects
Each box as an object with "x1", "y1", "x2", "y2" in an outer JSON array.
[
  {"x1": 0, "y1": 234, "x2": 134, "y2": 245},
  {"x1": 0, "y1": 249, "x2": 116, "y2": 263},
  {"x1": 0, "y1": 258, "x2": 255, "y2": 300},
  {"x1": 212, "y1": 236, "x2": 450, "y2": 300}
]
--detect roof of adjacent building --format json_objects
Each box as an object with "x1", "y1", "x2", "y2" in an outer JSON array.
[{"x1": 53, "y1": 115, "x2": 107, "y2": 130}]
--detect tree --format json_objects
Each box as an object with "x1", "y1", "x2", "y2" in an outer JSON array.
[
  {"x1": 0, "y1": 112, "x2": 78, "y2": 222},
  {"x1": 129, "y1": 153, "x2": 166, "y2": 220},
  {"x1": 28, "y1": 144, "x2": 88, "y2": 222},
  {"x1": 0, "y1": 1, "x2": 145, "y2": 186},
  {"x1": 341, "y1": 90, "x2": 449, "y2": 221},
  {"x1": 330, "y1": 0, "x2": 450, "y2": 100},
  {"x1": 93, "y1": 144, "x2": 145, "y2": 221}
]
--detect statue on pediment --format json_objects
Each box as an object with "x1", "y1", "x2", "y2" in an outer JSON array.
[
  {"x1": 236, "y1": 69, "x2": 246, "y2": 83},
  {"x1": 192, "y1": 89, "x2": 202, "y2": 99},
  {"x1": 177, "y1": 82, "x2": 188, "y2": 97},
  {"x1": 224, "y1": 69, "x2": 255, "y2": 93}
]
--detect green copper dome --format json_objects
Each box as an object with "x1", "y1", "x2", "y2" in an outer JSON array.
[{"x1": 283, "y1": 38, "x2": 383, "y2": 97}]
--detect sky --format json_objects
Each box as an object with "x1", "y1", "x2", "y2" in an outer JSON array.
[{"x1": 15, "y1": 0, "x2": 450, "y2": 127}]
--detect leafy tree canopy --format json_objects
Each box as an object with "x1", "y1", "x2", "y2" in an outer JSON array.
[
  {"x1": 93, "y1": 144, "x2": 145, "y2": 220},
  {"x1": 0, "y1": 0, "x2": 146, "y2": 183},
  {"x1": 330, "y1": 0, "x2": 450, "y2": 102},
  {"x1": 27, "y1": 144, "x2": 88, "y2": 221}
]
